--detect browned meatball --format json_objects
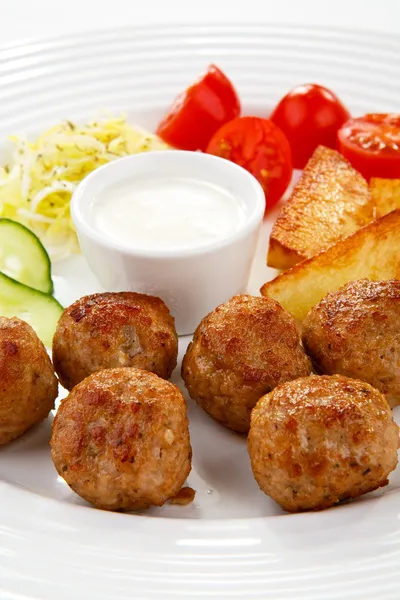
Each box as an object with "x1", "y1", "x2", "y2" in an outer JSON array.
[
  {"x1": 0, "y1": 317, "x2": 58, "y2": 444},
  {"x1": 52, "y1": 292, "x2": 178, "y2": 390},
  {"x1": 302, "y1": 279, "x2": 400, "y2": 407},
  {"x1": 50, "y1": 368, "x2": 192, "y2": 511},
  {"x1": 182, "y1": 295, "x2": 311, "y2": 433},
  {"x1": 248, "y1": 375, "x2": 399, "y2": 512}
]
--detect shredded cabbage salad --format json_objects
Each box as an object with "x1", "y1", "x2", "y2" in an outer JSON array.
[{"x1": 0, "y1": 117, "x2": 169, "y2": 260}]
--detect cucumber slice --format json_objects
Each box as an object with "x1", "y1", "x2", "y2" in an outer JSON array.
[
  {"x1": 0, "y1": 271, "x2": 62, "y2": 347},
  {"x1": 0, "y1": 218, "x2": 53, "y2": 294}
]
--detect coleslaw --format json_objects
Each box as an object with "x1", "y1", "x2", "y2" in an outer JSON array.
[{"x1": 0, "y1": 116, "x2": 169, "y2": 260}]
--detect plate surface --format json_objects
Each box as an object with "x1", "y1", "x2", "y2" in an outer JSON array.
[{"x1": 1, "y1": 23, "x2": 400, "y2": 600}]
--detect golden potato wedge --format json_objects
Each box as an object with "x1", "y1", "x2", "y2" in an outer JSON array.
[
  {"x1": 261, "y1": 209, "x2": 400, "y2": 321},
  {"x1": 370, "y1": 178, "x2": 400, "y2": 218},
  {"x1": 267, "y1": 146, "x2": 374, "y2": 270}
]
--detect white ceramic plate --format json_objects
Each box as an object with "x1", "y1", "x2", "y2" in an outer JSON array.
[{"x1": 1, "y1": 24, "x2": 400, "y2": 600}]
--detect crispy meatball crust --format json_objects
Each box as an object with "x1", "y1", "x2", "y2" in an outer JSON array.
[
  {"x1": 52, "y1": 292, "x2": 178, "y2": 390},
  {"x1": 50, "y1": 368, "x2": 192, "y2": 511},
  {"x1": 182, "y1": 295, "x2": 311, "y2": 433},
  {"x1": 302, "y1": 279, "x2": 400, "y2": 407},
  {"x1": 0, "y1": 317, "x2": 58, "y2": 444},
  {"x1": 248, "y1": 374, "x2": 399, "y2": 512}
]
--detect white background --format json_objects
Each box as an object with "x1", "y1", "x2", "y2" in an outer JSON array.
[{"x1": 0, "y1": 0, "x2": 399, "y2": 42}]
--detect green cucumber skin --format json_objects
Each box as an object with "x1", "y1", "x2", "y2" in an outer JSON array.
[
  {"x1": 0, "y1": 271, "x2": 62, "y2": 347},
  {"x1": 0, "y1": 218, "x2": 54, "y2": 294}
]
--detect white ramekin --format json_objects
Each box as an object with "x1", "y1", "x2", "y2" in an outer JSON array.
[{"x1": 71, "y1": 150, "x2": 264, "y2": 335}]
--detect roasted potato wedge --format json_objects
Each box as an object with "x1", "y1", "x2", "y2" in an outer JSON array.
[
  {"x1": 370, "y1": 178, "x2": 400, "y2": 218},
  {"x1": 261, "y1": 209, "x2": 400, "y2": 321},
  {"x1": 267, "y1": 146, "x2": 374, "y2": 270}
]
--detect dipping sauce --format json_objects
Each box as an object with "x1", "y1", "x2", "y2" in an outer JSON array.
[{"x1": 92, "y1": 177, "x2": 246, "y2": 251}]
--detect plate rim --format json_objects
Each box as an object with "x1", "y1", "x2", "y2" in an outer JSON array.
[{"x1": 1, "y1": 20, "x2": 400, "y2": 54}]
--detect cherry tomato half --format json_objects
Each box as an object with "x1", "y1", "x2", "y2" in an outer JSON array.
[
  {"x1": 337, "y1": 114, "x2": 400, "y2": 180},
  {"x1": 206, "y1": 116, "x2": 293, "y2": 210},
  {"x1": 270, "y1": 83, "x2": 350, "y2": 169},
  {"x1": 156, "y1": 64, "x2": 240, "y2": 151}
]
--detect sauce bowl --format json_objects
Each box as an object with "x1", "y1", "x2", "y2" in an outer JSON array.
[{"x1": 71, "y1": 150, "x2": 265, "y2": 335}]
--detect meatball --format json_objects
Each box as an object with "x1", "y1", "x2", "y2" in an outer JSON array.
[
  {"x1": 248, "y1": 374, "x2": 399, "y2": 512},
  {"x1": 302, "y1": 279, "x2": 400, "y2": 407},
  {"x1": 50, "y1": 367, "x2": 192, "y2": 511},
  {"x1": 52, "y1": 292, "x2": 178, "y2": 390},
  {"x1": 182, "y1": 295, "x2": 311, "y2": 433},
  {"x1": 0, "y1": 317, "x2": 58, "y2": 444}
]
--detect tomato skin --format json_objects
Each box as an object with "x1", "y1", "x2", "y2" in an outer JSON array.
[
  {"x1": 206, "y1": 116, "x2": 293, "y2": 210},
  {"x1": 337, "y1": 114, "x2": 400, "y2": 180},
  {"x1": 270, "y1": 83, "x2": 350, "y2": 169},
  {"x1": 156, "y1": 65, "x2": 240, "y2": 151}
]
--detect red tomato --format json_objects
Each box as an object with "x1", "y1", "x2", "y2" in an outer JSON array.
[
  {"x1": 156, "y1": 65, "x2": 240, "y2": 151},
  {"x1": 206, "y1": 116, "x2": 293, "y2": 210},
  {"x1": 270, "y1": 83, "x2": 350, "y2": 169},
  {"x1": 337, "y1": 114, "x2": 400, "y2": 180}
]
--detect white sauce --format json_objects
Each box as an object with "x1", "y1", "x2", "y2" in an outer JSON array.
[{"x1": 92, "y1": 177, "x2": 246, "y2": 251}]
